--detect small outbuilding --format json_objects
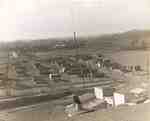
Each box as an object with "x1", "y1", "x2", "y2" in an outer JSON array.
[{"x1": 94, "y1": 87, "x2": 125, "y2": 107}]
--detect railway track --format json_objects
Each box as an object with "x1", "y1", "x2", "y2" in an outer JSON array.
[
  {"x1": 53, "y1": 78, "x2": 112, "y2": 90},
  {"x1": 0, "y1": 79, "x2": 113, "y2": 110}
]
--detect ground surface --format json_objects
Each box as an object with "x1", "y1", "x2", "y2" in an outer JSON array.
[{"x1": 0, "y1": 98, "x2": 150, "y2": 121}]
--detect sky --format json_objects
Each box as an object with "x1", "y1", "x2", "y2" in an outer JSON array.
[{"x1": 0, "y1": 0, "x2": 150, "y2": 41}]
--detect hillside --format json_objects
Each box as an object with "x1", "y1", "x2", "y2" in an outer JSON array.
[
  {"x1": 1, "y1": 29, "x2": 150, "y2": 52},
  {"x1": 86, "y1": 30, "x2": 150, "y2": 51}
]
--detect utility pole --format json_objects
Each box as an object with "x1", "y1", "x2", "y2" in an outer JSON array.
[{"x1": 6, "y1": 47, "x2": 11, "y2": 96}]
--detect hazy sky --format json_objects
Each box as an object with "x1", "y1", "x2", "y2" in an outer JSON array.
[{"x1": 1, "y1": 0, "x2": 150, "y2": 41}]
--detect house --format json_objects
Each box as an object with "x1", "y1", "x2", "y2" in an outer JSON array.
[
  {"x1": 113, "y1": 92, "x2": 125, "y2": 106},
  {"x1": 54, "y1": 41, "x2": 66, "y2": 49},
  {"x1": 11, "y1": 51, "x2": 18, "y2": 58},
  {"x1": 94, "y1": 87, "x2": 125, "y2": 107},
  {"x1": 94, "y1": 87, "x2": 114, "y2": 106},
  {"x1": 58, "y1": 66, "x2": 66, "y2": 73},
  {"x1": 94, "y1": 87, "x2": 103, "y2": 99},
  {"x1": 50, "y1": 73, "x2": 61, "y2": 82},
  {"x1": 66, "y1": 87, "x2": 125, "y2": 116},
  {"x1": 94, "y1": 87, "x2": 114, "y2": 99}
]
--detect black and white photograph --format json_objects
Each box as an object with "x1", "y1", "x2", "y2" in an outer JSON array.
[{"x1": 0, "y1": 0, "x2": 149, "y2": 121}]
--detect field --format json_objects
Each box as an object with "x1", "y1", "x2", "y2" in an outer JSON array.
[{"x1": 0, "y1": 30, "x2": 149, "y2": 121}]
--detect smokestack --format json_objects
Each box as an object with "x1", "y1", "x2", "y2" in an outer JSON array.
[{"x1": 73, "y1": 32, "x2": 79, "y2": 57}]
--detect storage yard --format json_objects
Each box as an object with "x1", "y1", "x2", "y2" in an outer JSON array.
[
  {"x1": 0, "y1": 31, "x2": 149, "y2": 121},
  {"x1": 0, "y1": 47, "x2": 148, "y2": 121}
]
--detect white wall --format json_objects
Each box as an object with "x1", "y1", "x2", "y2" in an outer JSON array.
[
  {"x1": 94, "y1": 87, "x2": 103, "y2": 99},
  {"x1": 113, "y1": 92, "x2": 125, "y2": 106}
]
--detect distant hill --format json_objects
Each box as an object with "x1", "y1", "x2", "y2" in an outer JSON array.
[
  {"x1": 1, "y1": 29, "x2": 150, "y2": 52},
  {"x1": 85, "y1": 30, "x2": 150, "y2": 51}
]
